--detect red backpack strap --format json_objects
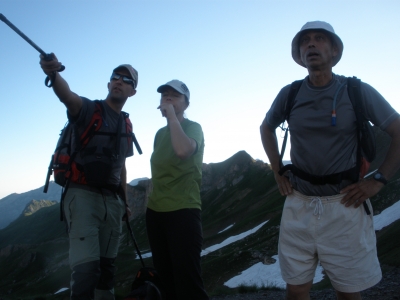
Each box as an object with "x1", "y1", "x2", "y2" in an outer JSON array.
[
  {"x1": 68, "y1": 101, "x2": 104, "y2": 185},
  {"x1": 79, "y1": 101, "x2": 103, "y2": 147}
]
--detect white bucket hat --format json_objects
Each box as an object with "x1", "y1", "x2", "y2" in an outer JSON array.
[{"x1": 291, "y1": 21, "x2": 343, "y2": 68}]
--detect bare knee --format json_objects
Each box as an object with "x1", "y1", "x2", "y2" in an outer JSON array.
[
  {"x1": 336, "y1": 290, "x2": 362, "y2": 300},
  {"x1": 286, "y1": 281, "x2": 313, "y2": 300}
]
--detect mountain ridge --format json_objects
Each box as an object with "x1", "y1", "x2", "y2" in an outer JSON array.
[
  {"x1": 0, "y1": 182, "x2": 62, "y2": 229},
  {"x1": 0, "y1": 127, "x2": 399, "y2": 298}
]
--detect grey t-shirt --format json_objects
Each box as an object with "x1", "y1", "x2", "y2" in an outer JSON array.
[
  {"x1": 69, "y1": 97, "x2": 133, "y2": 187},
  {"x1": 265, "y1": 74, "x2": 399, "y2": 196}
]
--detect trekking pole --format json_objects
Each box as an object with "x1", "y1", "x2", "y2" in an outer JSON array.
[
  {"x1": 43, "y1": 155, "x2": 54, "y2": 193},
  {"x1": 132, "y1": 133, "x2": 143, "y2": 155},
  {"x1": 0, "y1": 13, "x2": 65, "y2": 87},
  {"x1": 125, "y1": 219, "x2": 146, "y2": 268}
]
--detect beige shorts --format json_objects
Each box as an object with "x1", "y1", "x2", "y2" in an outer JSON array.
[{"x1": 279, "y1": 189, "x2": 381, "y2": 293}]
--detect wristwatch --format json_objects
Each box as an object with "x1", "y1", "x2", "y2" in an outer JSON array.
[{"x1": 373, "y1": 172, "x2": 388, "y2": 185}]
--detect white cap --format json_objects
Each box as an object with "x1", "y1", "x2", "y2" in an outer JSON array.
[{"x1": 157, "y1": 80, "x2": 190, "y2": 101}]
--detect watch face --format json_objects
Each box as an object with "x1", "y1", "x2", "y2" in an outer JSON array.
[{"x1": 373, "y1": 172, "x2": 387, "y2": 184}]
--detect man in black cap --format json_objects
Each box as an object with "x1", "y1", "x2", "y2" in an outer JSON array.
[
  {"x1": 260, "y1": 21, "x2": 400, "y2": 299},
  {"x1": 40, "y1": 54, "x2": 138, "y2": 299}
]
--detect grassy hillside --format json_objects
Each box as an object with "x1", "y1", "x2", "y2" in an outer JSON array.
[
  {"x1": 0, "y1": 202, "x2": 65, "y2": 248},
  {"x1": 1, "y1": 134, "x2": 400, "y2": 299}
]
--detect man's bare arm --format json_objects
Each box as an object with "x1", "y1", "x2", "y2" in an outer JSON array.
[{"x1": 260, "y1": 118, "x2": 292, "y2": 196}]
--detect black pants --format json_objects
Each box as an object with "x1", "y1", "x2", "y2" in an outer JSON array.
[{"x1": 146, "y1": 208, "x2": 209, "y2": 300}]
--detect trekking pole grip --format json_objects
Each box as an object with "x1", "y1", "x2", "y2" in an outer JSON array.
[{"x1": 44, "y1": 53, "x2": 65, "y2": 88}]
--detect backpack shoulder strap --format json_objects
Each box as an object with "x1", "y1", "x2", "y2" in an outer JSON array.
[
  {"x1": 347, "y1": 76, "x2": 363, "y2": 161},
  {"x1": 347, "y1": 76, "x2": 373, "y2": 215},
  {"x1": 347, "y1": 76, "x2": 363, "y2": 123},
  {"x1": 279, "y1": 79, "x2": 303, "y2": 167},
  {"x1": 78, "y1": 100, "x2": 103, "y2": 147},
  {"x1": 120, "y1": 111, "x2": 143, "y2": 155},
  {"x1": 285, "y1": 79, "x2": 304, "y2": 122}
]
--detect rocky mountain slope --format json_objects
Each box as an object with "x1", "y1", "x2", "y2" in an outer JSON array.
[
  {"x1": 0, "y1": 127, "x2": 399, "y2": 299},
  {"x1": 0, "y1": 182, "x2": 61, "y2": 229}
]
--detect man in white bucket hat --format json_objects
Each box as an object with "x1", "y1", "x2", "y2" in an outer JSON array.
[{"x1": 260, "y1": 21, "x2": 400, "y2": 299}]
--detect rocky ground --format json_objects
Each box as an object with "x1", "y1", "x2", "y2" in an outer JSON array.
[{"x1": 210, "y1": 266, "x2": 400, "y2": 299}]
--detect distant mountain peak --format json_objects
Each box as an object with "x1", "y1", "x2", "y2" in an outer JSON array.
[
  {"x1": 23, "y1": 199, "x2": 57, "y2": 216},
  {"x1": 129, "y1": 177, "x2": 150, "y2": 186},
  {"x1": 222, "y1": 150, "x2": 254, "y2": 164}
]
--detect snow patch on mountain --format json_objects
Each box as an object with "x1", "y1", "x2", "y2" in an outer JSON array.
[{"x1": 374, "y1": 200, "x2": 400, "y2": 230}]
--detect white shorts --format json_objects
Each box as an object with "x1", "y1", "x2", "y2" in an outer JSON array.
[{"x1": 278, "y1": 190, "x2": 381, "y2": 293}]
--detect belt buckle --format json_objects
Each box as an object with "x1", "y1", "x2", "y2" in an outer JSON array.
[{"x1": 312, "y1": 175, "x2": 326, "y2": 185}]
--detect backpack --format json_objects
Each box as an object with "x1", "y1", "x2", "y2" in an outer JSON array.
[
  {"x1": 123, "y1": 220, "x2": 164, "y2": 300},
  {"x1": 43, "y1": 100, "x2": 142, "y2": 219},
  {"x1": 278, "y1": 77, "x2": 376, "y2": 214},
  {"x1": 123, "y1": 267, "x2": 163, "y2": 300}
]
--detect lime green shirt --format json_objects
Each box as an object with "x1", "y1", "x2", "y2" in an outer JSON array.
[{"x1": 148, "y1": 119, "x2": 205, "y2": 212}]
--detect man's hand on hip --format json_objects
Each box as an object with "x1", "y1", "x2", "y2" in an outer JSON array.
[
  {"x1": 340, "y1": 178, "x2": 384, "y2": 208},
  {"x1": 274, "y1": 171, "x2": 293, "y2": 196}
]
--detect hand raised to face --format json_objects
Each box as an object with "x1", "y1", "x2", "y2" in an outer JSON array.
[{"x1": 158, "y1": 88, "x2": 187, "y2": 122}]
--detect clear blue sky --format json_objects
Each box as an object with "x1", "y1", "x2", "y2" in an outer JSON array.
[{"x1": 1, "y1": 0, "x2": 399, "y2": 199}]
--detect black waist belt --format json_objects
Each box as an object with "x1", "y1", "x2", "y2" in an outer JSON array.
[
  {"x1": 278, "y1": 164, "x2": 370, "y2": 215},
  {"x1": 69, "y1": 182, "x2": 120, "y2": 194},
  {"x1": 278, "y1": 164, "x2": 359, "y2": 185}
]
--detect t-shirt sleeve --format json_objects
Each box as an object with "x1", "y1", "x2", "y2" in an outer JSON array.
[
  {"x1": 153, "y1": 130, "x2": 160, "y2": 150},
  {"x1": 185, "y1": 122, "x2": 204, "y2": 153},
  {"x1": 67, "y1": 97, "x2": 94, "y2": 128},
  {"x1": 264, "y1": 84, "x2": 291, "y2": 130},
  {"x1": 361, "y1": 82, "x2": 399, "y2": 130}
]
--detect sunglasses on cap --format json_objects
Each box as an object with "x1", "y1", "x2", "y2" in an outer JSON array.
[{"x1": 110, "y1": 73, "x2": 135, "y2": 88}]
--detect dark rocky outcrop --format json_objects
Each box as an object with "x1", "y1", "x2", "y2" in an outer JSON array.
[{"x1": 0, "y1": 131, "x2": 399, "y2": 298}]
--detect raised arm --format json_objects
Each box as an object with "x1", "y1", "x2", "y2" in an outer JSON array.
[
  {"x1": 39, "y1": 53, "x2": 82, "y2": 117},
  {"x1": 260, "y1": 117, "x2": 292, "y2": 196},
  {"x1": 168, "y1": 117, "x2": 197, "y2": 160},
  {"x1": 158, "y1": 102, "x2": 197, "y2": 160}
]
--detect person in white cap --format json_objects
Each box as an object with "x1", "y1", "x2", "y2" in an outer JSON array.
[
  {"x1": 260, "y1": 21, "x2": 400, "y2": 299},
  {"x1": 40, "y1": 54, "x2": 139, "y2": 299},
  {"x1": 146, "y1": 80, "x2": 208, "y2": 300}
]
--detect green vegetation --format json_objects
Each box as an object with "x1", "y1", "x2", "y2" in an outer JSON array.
[{"x1": 1, "y1": 145, "x2": 400, "y2": 299}]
